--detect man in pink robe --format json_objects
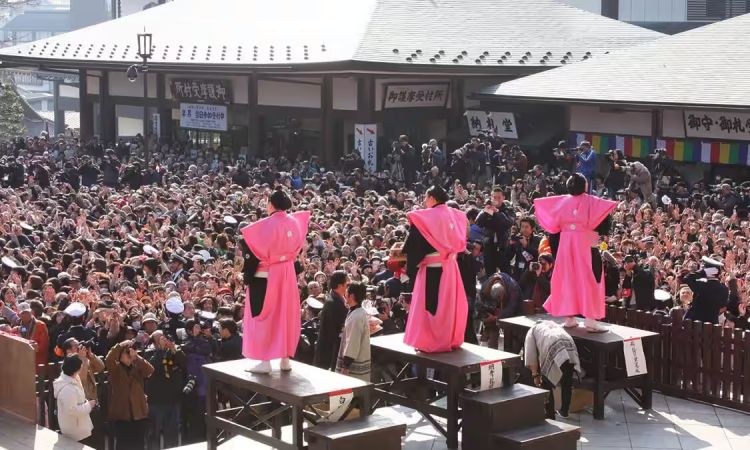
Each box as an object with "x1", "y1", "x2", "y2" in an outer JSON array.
[
  {"x1": 403, "y1": 186, "x2": 469, "y2": 352},
  {"x1": 240, "y1": 190, "x2": 310, "y2": 373},
  {"x1": 533, "y1": 173, "x2": 616, "y2": 332}
]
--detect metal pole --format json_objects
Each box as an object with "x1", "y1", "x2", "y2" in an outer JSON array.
[{"x1": 143, "y1": 57, "x2": 149, "y2": 164}]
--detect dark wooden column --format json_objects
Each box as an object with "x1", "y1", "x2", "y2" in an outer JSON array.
[
  {"x1": 247, "y1": 73, "x2": 259, "y2": 158},
  {"x1": 99, "y1": 71, "x2": 116, "y2": 143},
  {"x1": 320, "y1": 75, "x2": 333, "y2": 163},
  {"x1": 451, "y1": 78, "x2": 465, "y2": 130},
  {"x1": 601, "y1": 0, "x2": 619, "y2": 19},
  {"x1": 53, "y1": 80, "x2": 65, "y2": 136},
  {"x1": 78, "y1": 69, "x2": 93, "y2": 141},
  {"x1": 357, "y1": 75, "x2": 375, "y2": 122},
  {"x1": 156, "y1": 73, "x2": 172, "y2": 143}
]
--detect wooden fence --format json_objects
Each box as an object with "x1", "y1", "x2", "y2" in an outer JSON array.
[
  {"x1": 604, "y1": 305, "x2": 750, "y2": 413},
  {"x1": 35, "y1": 361, "x2": 109, "y2": 431}
]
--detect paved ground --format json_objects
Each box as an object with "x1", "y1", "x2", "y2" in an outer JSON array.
[{"x1": 377, "y1": 390, "x2": 750, "y2": 450}]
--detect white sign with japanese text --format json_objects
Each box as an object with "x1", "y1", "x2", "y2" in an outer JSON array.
[
  {"x1": 479, "y1": 359, "x2": 503, "y2": 391},
  {"x1": 325, "y1": 388, "x2": 354, "y2": 422},
  {"x1": 623, "y1": 337, "x2": 647, "y2": 377},
  {"x1": 383, "y1": 83, "x2": 449, "y2": 109},
  {"x1": 151, "y1": 113, "x2": 161, "y2": 138},
  {"x1": 355, "y1": 123, "x2": 378, "y2": 173},
  {"x1": 466, "y1": 110, "x2": 518, "y2": 139},
  {"x1": 684, "y1": 110, "x2": 750, "y2": 141},
  {"x1": 180, "y1": 103, "x2": 228, "y2": 132}
]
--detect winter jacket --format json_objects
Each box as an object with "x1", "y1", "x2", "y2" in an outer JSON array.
[
  {"x1": 105, "y1": 341, "x2": 154, "y2": 421},
  {"x1": 53, "y1": 374, "x2": 93, "y2": 442}
]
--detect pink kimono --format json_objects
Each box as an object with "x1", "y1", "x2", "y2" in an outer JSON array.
[
  {"x1": 241, "y1": 211, "x2": 310, "y2": 360},
  {"x1": 533, "y1": 194, "x2": 616, "y2": 319},
  {"x1": 403, "y1": 205, "x2": 468, "y2": 353}
]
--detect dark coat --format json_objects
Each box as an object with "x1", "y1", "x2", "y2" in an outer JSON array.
[
  {"x1": 313, "y1": 291, "x2": 348, "y2": 370},
  {"x1": 684, "y1": 272, "x2": 728, "y2": 325},
  {"x1": 105, "y1": 342, "x2": 154, "y2": 421}
]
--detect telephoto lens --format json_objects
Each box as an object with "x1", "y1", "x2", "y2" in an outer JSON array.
[{"x1": 182, "y1": 375, "x2": 197, "y2": 395}]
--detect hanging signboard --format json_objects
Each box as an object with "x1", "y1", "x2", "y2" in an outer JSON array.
[
  {"x1": 180, "y1": 103, "x2": 228, "y2": 131},
  {"x1": 383, "y1": 83, "x2": 449, "y2": 109},
  {"x1": 465, "y1": 110, "x2": 518, "y2": 139},
  {"x1": 355, "y1": 123, "x2": 378, "y2": 173},
  {"x1": 151, "y1": 113, "x2": 161, "y2": 138},
  {"x1": 684, "y1": 110, "x2": 750, "y2": 141},
  {"x1": 171, "y1": 78, "x2": 232, "y2": 104}
]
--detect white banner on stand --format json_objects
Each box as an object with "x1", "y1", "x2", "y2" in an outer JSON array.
[
  {"x1": 325, "y1": 388, "x2": 354, "y2": 422},
  {"x1": 623, "y1": 337, "x2": 647, "y2": 377},
  {"x1": 479, "y1": 359, "x2": 503, "y2": 391},
  {"x1": 354, "y1": 123, "x2": 377, "y2": 173}
]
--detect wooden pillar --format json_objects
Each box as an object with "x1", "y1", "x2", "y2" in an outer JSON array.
[
  {"x1": 99, "y1": 71, "x2": 116, "y2": 143},
  {"x1": 78, "y1": 69, "x2": 93, "y2": 140},
  {"x1": 357, "y1": 75, "x2": 375, "y2": 122},
  {"x1": 451, "y1": 78, "x2": 465, "y2": 130},
  {"x1": 321, "y1": 75, "x2": 333, "y2": 164},
  {"x1": 53, "y1": 80, "x2": 65, "y2": 136},
  {"x1": 156, "y1": 73, "x2": 172, "y2": 143},
  {"x1": 247, "y1": 73, "x2": 259, "y2": 159}
]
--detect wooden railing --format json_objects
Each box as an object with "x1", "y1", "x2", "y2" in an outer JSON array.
[{"x1": 604, "y1": 305, "x2": 750, "y2": 413}]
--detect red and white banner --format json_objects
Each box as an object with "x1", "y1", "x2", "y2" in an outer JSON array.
[
  {"x1": 354, "y1": 123, "x2": 377, "y2": 173},
  {"x1": 325, "y1": 388, "x2": 354, "y2": 422}
]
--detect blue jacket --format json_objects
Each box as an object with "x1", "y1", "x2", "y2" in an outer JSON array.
[{"x1": 577, "y1": 149, "x2": 597, "y2": 178}]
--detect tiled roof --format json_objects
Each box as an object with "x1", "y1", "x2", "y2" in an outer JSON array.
[
  {"x1": 1, "y1": 10, "x2": 71, "y2": 33},
  {"x1": 0, "y1": 0, "x2": 662, "y2": 71},
  {"x1": 479, "y1": 13, "x2": 750, "y2": 109}
]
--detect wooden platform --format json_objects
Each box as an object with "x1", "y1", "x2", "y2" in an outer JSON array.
[
  {"x1": 370, "y1": 333, "x2": 522, "y2": 449},
  {"x1": 0, "y1": 412, "x2": 94, "y2": 450},
  {"x1": 203, "y1": 359, "x2": 373, "y2": 450},
  {"x1": 499, "y1": 314, "x2": 660, "y2": 420}
]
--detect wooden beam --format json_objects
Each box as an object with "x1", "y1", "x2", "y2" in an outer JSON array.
[
  {"x1": 321, "y1": 75, "x2": 334, "y2": 163},
  {"x1": 99, "y1": 71, "x2": 116, "y2": 143},
  {"x1": 78, "y1": 69, "x2": 93, "y2": 140}
]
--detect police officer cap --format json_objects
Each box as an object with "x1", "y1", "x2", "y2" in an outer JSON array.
[
  {"x1": 166, "y1": 296, "x2": 185, "y2": 314},
  {"x1": 64, "y1": 302, "x2": 87, "y2": 318},
  {"x1": 223, "y1": 215, "x2": 238, "y2": 226},
  {"x1": 701, "y1": 256, "x2": 723, "y2": 269}
]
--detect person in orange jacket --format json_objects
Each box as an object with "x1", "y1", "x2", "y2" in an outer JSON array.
[{"x1": 14, "y1": 302, "x2": 49, "y2": 375}]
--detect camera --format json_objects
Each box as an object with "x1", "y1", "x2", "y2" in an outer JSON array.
[{"x1": 182, "y1": 375, "x2": 197, "y2": 395}]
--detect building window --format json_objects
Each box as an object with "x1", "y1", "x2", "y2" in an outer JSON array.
[{"x1": 688, "y1": 0, "x2": 750, "y2": 20}]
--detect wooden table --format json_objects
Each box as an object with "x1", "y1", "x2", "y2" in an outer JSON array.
[
  {"x1": 204, "y1": 359, "x2": 372, "y2": 450},
  {"x1": 0, "y1": 411, "x2": 94, "y2": 450},
  {"x1": 498, "y1": 314, "x2": 659, "y2": 420},
  {"x1": 370, "y1": 333, "x2": 521, "y2": 449}
]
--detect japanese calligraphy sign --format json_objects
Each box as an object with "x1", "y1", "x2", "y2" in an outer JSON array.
[
  {"x1": 180, "y1": 103, "x2": 228, "y2": 131},
  {"x1": 465, "y1": 110, "x2": 518, "y2": 139},
  {"x1": 479, "y1": 359, "x2": 503, "y2": 391},
  {"x1": 324, "y1": 388, "x2": 354, "y2": 422},
  {"x1": 623, "y1": 337, "x2": 647, "y2": 377},
  {"x1": 383, "y1": 83, "x2": 449, "y2": 109},
  {"x1": 151, "y1": 113, "x2": 160, "y2": 138},
  {"x1": 684, "y1": 110, "x2": 750, "y2": 141},
  {"x1": 355, "y1": 123, "x2": 378, "y2": 173},
  {"x1": 170, "y1": 78, "x2": 232, "y2": 105}
]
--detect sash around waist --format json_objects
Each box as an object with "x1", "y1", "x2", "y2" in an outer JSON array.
[
  {"x1": 256, "y1": 255, "x2": 296, "y2": 274},
  {"x1": 420, "y1": 252, "x2": 456, "y2": 268}
]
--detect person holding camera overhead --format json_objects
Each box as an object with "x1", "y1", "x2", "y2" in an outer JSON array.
[
  {"x1": 476, "y1": 186, "x2": 516, "y2": 275},
  {"x1": 61, "y1": 337, "x2": 105, "y2": 448},
  {"x1": 144, "y1": 330, "x2": 186, "y2": 450}
]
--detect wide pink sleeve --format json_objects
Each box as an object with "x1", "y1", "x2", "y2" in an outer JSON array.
[
  {"x1": 291, "y1": 211, "x2": 312, "y2": 248},
  {"x1": 586, "y1": 195, "x2": 617, "y2": 229},
  {"x1": 241, "y1": 221, "x2": 267, "y2": 260},
  {"x1": 533, "y1": 196, "x2": 562, "y2": 234}
]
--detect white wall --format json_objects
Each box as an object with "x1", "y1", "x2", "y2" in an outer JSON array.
[
  {"x1": 569, "y1": 105, "x2": 652, "y2": 136},
  {"x1": 86, "y1": 75, "x2": 100, "y2": 95},
  {"x1": 60, "y1": 84, "x2": 79, "y2": 99},
  {"x1": 662, "y1": 109, "x2": 686, "y2": 138},
  {"x1": 332, "y1": 77, "x2": 357, "y2": 111},
  {"x1": 257, "y1": 79, "x2": 321, "y2": 109},
  {"x1": 559, "y1": 0, "x2": 602, "y2": 14},
  {"x1": 619, "y1": 0, "x2": 687, "y2": 22}
]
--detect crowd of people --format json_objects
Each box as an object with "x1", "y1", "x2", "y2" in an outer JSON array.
[{"x1": 1, "y1": 130, "x2": 749, "y2": 449}]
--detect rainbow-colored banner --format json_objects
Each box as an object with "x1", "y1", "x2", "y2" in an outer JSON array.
[
  {"x1": 571, "y1": 132, "x2": 750, "y2": 166},
  {"x1": 655, "y1": 139, "x2": 750, "y2": 166},
  {"x1": 571, "y1": 132, "x2": 651, "y2": 159}
]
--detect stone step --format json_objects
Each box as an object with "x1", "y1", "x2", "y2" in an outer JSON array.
[{"x1": 493, "y1": 419, "x2": 580, "y2": 450}]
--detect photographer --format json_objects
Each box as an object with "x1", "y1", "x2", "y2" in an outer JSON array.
[
  {"x1": 61, "y1": 338, "x2": 105, "y2": 448},
  {"x1": 477, "y1": 271, "x2": 521, "y2": 349},
  {"x1": 144, "y1": 330, "x2": 186, "y2": 450},
  {"x1": 476, "y1": 187, "x2": 515, "y2": 275},
  {"x1": 105, "y1": 340, "x2": 154, "y2": 450},
  {"x1": 510, "y1": 217, "x2": 542, "y2": 281},
  {"x1": 604, "y1": 149, "x2": 627, "y2": 199},
  {"x1": 628, "y1": 160, "x2": 654, "y2": 206}
]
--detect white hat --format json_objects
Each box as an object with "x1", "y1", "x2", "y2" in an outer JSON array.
[
  {"x1": 64, "y1": 302, "x2": 87, "y2": 318},
  {"x1": 191, "y1": 254, "x2": 204, "y2": 262},
  {"x1": 142, "y1": 313, "x2": 158, "y2": 324},
  {"x1": 223, "y1": 215, "x2": 238, "y2": 225},
  {"x1": 305, "y1": 297, "x2": 324, "y2": 310},
  {"x1": 199, "y1": 250, "x2": 212, "y2": 262},
  {"x1": 661, "y1": 195, "x2": 672, "y2": 206},
  {"x1": 17, "y1": 302, "x2": 32, "y2": 314},
  {"x1": 198, "y1": 310, "x2": 216, "y2": 320},
  {"x1": 143, "y1": 244, "x2": 158, "y2": 256},
  {"x1": 165, "y1": 296, "x2": 184, "y2": 314},
  {"x1": 654, "y1": 289, "x2": 671, "y2": 302}
]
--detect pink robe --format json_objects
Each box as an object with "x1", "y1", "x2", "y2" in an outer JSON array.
[
  {"x1": 403, "y1": 204, "x2": 468, "y2": 353},
  {"x1": 241, "y1": 211, "x2": 310, "y2": 360},
  {"x1": 533, "y1": 194, "x2": 616, "y2": 319}
]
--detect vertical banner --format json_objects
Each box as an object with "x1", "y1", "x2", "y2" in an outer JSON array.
[
  {"x1": 479, "y1": 359, "x2": 503, "y2": 391},
  {"x1": 623, "y1": 337, "x2": 647, "y2": 377},
  {"x1": 151, "y1": 113, "x2": 161, "y2": 138},
  {"x1": 355, "y1": 123, "x2": 377, "y2": 173}
]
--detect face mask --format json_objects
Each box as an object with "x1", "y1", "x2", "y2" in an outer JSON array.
[{"x1": 132, "y1": 321, "x2": 141, "y2": 331}]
